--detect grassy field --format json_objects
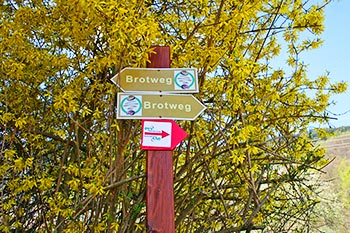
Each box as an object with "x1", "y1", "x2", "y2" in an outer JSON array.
[{"x1": 314, "y1": 128, "x2": 350, "y2": 232}]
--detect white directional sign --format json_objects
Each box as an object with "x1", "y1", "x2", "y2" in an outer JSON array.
[
  {"x1": 111, "y1": 68, "x2": 198, "y2": 93},
  {"x1": 141, "y1": 120, "x2": 188, "y2": 150},
  {"x1": 142, "y1": 120, "x2": 172, "y2": 149},
  {"x1": 116, "y1": 93, "x2": 206, "y2": 120}
]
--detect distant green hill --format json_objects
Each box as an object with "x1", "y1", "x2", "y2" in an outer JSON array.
[
  {"x1": 326, "y1": 126, "x2": 350, "y2": 135},
  {"x1": 308, "y1": 126, "x2": 350, "y2": 140}
]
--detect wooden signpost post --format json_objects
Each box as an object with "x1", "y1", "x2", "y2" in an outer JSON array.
[
  {"x1": 112, "y1": 46, "x2": 205, "y2": 232},
  {"x1": 146, "y1": 46, "x2": 175, "y2": 233}
]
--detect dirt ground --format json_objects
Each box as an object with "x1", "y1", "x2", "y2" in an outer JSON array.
[{"x1": 321, "y1": 133, "x2": 350, "y2": 176}]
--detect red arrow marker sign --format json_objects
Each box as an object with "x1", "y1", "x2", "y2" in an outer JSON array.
[
  {"x1": 144, "y1": 130, "x2": 170, "y2": 138},
  {"x1": 141, "y1": 119, "x2": 187, "y2": 150}
]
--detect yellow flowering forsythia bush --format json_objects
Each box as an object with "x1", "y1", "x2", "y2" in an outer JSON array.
[{"x1": 0, "y1": 0, "x2": 347, "y2": 232}]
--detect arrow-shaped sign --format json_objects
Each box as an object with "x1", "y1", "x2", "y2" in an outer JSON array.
[
  {"x1": 141, "y1": 119, "x2": 187, "y2": 150},
  {"x1": 117, "y1": 93, "x2": 206, "y2": 121},
  {"x1": 111, "y1": 68, "x2": 198, "y2": 93}
]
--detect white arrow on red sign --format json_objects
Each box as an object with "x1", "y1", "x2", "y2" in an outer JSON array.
[{"x1": 141, "y1": 119, "x2": 187, "y2": 150}]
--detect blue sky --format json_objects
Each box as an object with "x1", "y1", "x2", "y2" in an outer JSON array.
[{"x1": 304, "y1": 0, "x2": 350, "y2": 127}]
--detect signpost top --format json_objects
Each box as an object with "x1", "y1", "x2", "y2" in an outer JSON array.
[{"x1": 111, "y1": 68, "x2": 199, "y2": 93}]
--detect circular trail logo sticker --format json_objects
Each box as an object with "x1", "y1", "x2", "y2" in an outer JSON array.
[
  {"x1": 120, "y1": 95, "x2": 142, "y2": 116},
  {"x1": 174, "y1": 70, "x2": 195, "y2": 90}
]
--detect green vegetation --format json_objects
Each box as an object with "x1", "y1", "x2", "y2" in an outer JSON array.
[
  {"x1": 312, "y1": 127, "x2": 350, "y2": 232},
  {"x1": 1, "y1": 0, "x2": 348, "y2": 232}
]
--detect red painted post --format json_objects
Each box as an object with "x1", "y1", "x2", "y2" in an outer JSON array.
[{"x1": 146, "y1": 46, "x2": 175, "y2": 233}]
